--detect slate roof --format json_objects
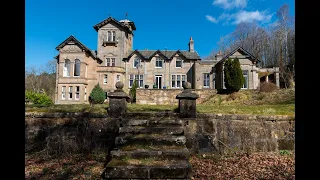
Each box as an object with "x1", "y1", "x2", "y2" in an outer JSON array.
[
  {"x1": 55, "y1": 35, "x2": 102, "y2": 62},
  {"x1": 218, "y1": 46, "x2": 260, "y2": 64},
  {"x1": 123, "y1": 49, "x2": 201, "y2": 61},
  {"x1": 93, "y1": 17, "x2": 136, "y2": 32}
]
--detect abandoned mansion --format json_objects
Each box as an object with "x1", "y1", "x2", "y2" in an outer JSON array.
[{"x1": 54, "y1": 16, "x2": 279, "y2": 104}]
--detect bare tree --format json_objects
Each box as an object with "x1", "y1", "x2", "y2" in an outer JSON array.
[
  {"x1": 25, "y1": 59, "x2": 57, "y2": 98},
  {"x1": 207, "y1": 3, "x2": 295, "y2": 88}
]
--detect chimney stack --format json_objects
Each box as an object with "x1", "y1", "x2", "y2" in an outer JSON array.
[
  {"x1": 188, "y1": 37, "x2": 194, "y2": 52},
  {"x1": 215, "y1": 50, "x2": 223, "y2": 61}
]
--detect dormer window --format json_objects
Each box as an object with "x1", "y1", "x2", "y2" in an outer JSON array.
[
  {"x1": 176, "y1": 58, "x2": 182, "y2": 68},
  {"x1": 155, "y1": 57, "x2": 163, "y2": 68},
  {"x1": 133, "y1": 57, "x2": 141, "y2": 68}
]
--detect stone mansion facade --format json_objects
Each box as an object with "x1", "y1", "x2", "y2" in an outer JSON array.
[{"x1": 54, "y1": 16, "x2": 279, "y2": 104}]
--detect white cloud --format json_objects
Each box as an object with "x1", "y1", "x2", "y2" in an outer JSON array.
[
  {"x1": 233, "y1": 10, "x2": 272, "y2": 24},
  {"x1": 206, "y1": 15, "x2": 219, "y2": 23},
  {"x1": 210, "y1": 10, "x2": 272, "y2": 25},
  {"x1": 213, "y1": 0, "x2": 248, "y2": 10}
]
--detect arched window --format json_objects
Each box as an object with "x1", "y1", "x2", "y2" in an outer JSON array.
[
  {"x1": 108, "y1": 31, "x2": 111, "y2": 41},
  {"x1": 74, "y1": 59, "x2": 80, "y2": 76},
  {"x1": 63, "y1": 59, "x2": 71, "y2": 77}
]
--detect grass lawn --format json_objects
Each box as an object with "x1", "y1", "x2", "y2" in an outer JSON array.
[
  {"x1": 25, "y1": 89, "x2": 295, "y2": 116},
  {"x1": 25, "y1": 103, "x2": 294, "y2": 116}
]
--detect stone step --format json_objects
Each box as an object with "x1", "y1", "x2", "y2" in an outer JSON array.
[
  {"x1": 111, "y1": 147, "x2": 190, "y2": 159},
  {"x1": 122, "y1": 119, "x2": 185, "y2": 126},
  {"x1": 103, "y1": 157, "x2": 191, "y2": 179},
  {"x1": 119, "y1": 126, "x2": 184, "y2": 135},
  {"x1": 115, "y1": 134, "x2": 186, "y2": 147}
]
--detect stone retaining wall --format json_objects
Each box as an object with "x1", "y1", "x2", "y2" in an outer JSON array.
[
  {"x1": 25, "y1": 112, "x2": 295, "y2": 155},
  {"x1": 136, "y1": 89, "x2": 217, "y2": 105}
]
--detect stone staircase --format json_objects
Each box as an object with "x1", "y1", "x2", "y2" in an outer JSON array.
[{"x1": 102, "y1": 118, "x2": 191, "y2": 179}]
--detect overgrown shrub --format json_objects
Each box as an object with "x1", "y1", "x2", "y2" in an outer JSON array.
[
  {"x1": 25, "y1": 90, "x2": 53, "y2": 105},
  {"x1": 224, "y1": 57, "x2": 245, "y2": 93},
  {"x1": 259, "y1": 82, "x2": 278, "y2": 92},
  {"x1": 89, "y1": 84, "x2": 105, "y2": 104},
  {"x1": 129, "y1": 79, "x2": 138, "y2": 103}
]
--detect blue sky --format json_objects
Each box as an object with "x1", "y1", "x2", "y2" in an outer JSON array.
[{"x1": 26, "y1": 0, "x2": 295, "y2": 69}]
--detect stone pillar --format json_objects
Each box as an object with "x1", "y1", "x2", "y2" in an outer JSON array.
[
  {"x1": 176, "y1": 82, "x2": 199, "y2": 118},
  {"x1": 266, "y1": 75, "x2": 269, "y2": 82},
  {"x1": 107, "y1": 81, "x2": 131, "y2": 118}
]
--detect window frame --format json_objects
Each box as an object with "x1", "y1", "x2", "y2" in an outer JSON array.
[
  {"x1": 176, "y1": 58, "x2": 182, "y2": 68},
  {"x1": 112, "y1": 31, "x2": 116, "y2": 42},
  {"x1": 133, "y1": 57, "x2": 141, "y2": 68},
  {"x1": 129, "y1": 74, "x2": 143, "y2": 88},
  {"x1": 129, "y1": 74, "x2": 134, "y2": 88},
  {"x1": 106, "y1": 58, "x2": 110, "y2": 66},
  {"x1": 63, "y1": 59, "x2": 71, "y2": 77},
  {"x1": 74, "y1": 59, "x2": 81, "y2": 77},
  {"x1": 171, "y1": 74, "x2": 186, "y2": 88},
  {"x1": 111, "y1": 58, "x2": 115, "y2": 66},
  {"x1": 68, "y1": 86, "x2": 73, "y2": 100},
  {"x1": 155, "y1": 57, "x2": 163, "y2": 68},
  {"x1": 62, "y1": 86, "x2": 66, "y2": 100},
  {"x1": 203, "y1": 73, "x2": 210, "y2": 88},
  {"x1": 75, "y1": 86, "x2": 80, "y2": 100},
  {"x1": 108, "y1": 31, "x2": 111, "y2": 42}
]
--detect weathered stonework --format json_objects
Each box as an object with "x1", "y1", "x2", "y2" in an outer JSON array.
[
  {"x1": 136, "y1": 89, "x2": 216, "y2": 105},
  {"x1": 176, "y1": 82, "x2": 199, "y2": 118},
  {"x1": 25, "y1": 112, "x2": 295, "y2": 156},
  {"x1": 107, "y1": 81, "x2": 130, "y2": 118}
]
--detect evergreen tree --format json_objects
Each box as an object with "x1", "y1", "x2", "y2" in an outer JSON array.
[
  {"x1": 224, "y1": 57, "x2": 245, "y2": 93},
  {"x1": 129, "y1": 79, "x2": 138, "y2": 103},
  {"x1": 89, "y1": 83, "x2": 105, "y2": 104}
]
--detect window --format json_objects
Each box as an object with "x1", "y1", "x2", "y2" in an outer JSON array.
[
  {"x1": 63, "y1": 59, "x2": 71, "y2": 77},
  {"x1": 104, "y1": 75, "x2": 108, "y2": 84},
  {"x1": 203, "y1": 73, "x2": 210, "y2": 87},
  {"x1": 84, "y1": 87, "x2": 87, "y2": 101},
  {"x1": 75, "y1": 86, "x2": 80, "y2": 100},
  {"x1": 176, "y1": 58, "x2": 182, "y2": 68},
  {"x1": 172, "y1": 75, "x2": 176, "y2": 88},
  {"x1": 171, "y1": 75, "x2": 186, "y2": 88},
  {"x1": 68, "y1": 86, "x2": 73, "y2": 100},
  {"x1": 74, "y1": 59, "x2": 80, "y2": 77},
  {"x1": 182, "y1": 75, "x2": 186, "y2": 87},
  {"x1": 139, "y1": 75, "x2": 143, "y2": 88},
  {"x1": 116, "y1": 75, "x2": 120, "y2": 82},
  {"x1": 108, "y1": 31, "x2": 111, "y2": 41},
  {"x1": 62, "y1": 86, "x2": 66, "y2": 100},
  {"x1": 106, "y1": 58, "x2": 110, "y2": 66},
  {"x1": 155, "y1": 57, "x2": 163, "y2": 68},
  {"x1": 111, "y1": 58, "x2": 115, "y2": 66},
  {"x1": 129, "y1": 74, "x2": 143, "y2": 88},
  {"x1": 242, "y1": 70, "x2": 248, "y2": 89},
  {"x1": 133, "y1": 57, "x2": 141, "y2": 68},
  {"x1": 112, "y1": 31, "x2": 116, "y2": 41},
  {"x1": 129, "y1": 74, "x2": 134, "y2": 88}
]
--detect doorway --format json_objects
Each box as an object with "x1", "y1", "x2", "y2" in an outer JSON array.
[{"x1": 155, "y1": 75, "x2": 162, "y2": 89}]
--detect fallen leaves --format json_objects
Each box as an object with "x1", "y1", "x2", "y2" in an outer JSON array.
[
  {"x1": 190, "y1": 152, "x2": 295, "y2": 180},
  {"x1": 25, "y1": 151, "x2": 294, "y2": 179}
]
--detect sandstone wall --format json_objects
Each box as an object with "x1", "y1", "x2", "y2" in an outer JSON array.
[
  {"x1": 136, "y1": 89, "x2": 217, "y2": 105},
  {"x1": 25, "y1": 112, "x2": 294, "y2": 155}
]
